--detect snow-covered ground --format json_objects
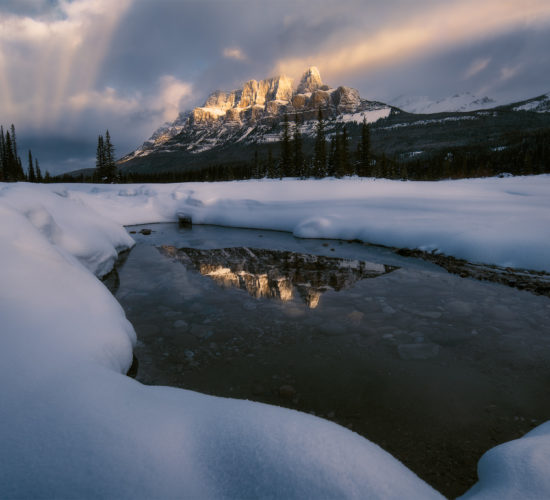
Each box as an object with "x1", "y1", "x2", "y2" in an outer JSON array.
[{"x1": 1, "y1": 176, "x2": 549, "y2": 498}]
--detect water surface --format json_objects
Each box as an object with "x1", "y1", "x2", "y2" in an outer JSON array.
[{"x1": 114, "y1": 223, "x2": 550, "y2": 498}]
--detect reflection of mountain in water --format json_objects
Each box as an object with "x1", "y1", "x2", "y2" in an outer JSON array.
[{"x1": 159, "y1": 246, "x2": 398, "y2": 308}]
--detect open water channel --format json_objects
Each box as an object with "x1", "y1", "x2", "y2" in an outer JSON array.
[{"x1": 111, "y1": 223, "x2": 550, "y2": 498}]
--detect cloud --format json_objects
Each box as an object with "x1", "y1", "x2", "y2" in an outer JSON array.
[
  {"x1": 223, "y1": 47, "x2": 247, "y2": 61},
  {"x1": 153, "y1": 75, "x2": 194, "y2": 123},
  {"x1": 274, "y1": 0, "x2": 550, "y2": 83},
  {"x1": 68, "y1": 87, "x2": 140, "y2": 114},
  {"x1": 0, "y1": 0, "x2": 134, "y2": 128},
  {"x1": 464, "y1": 57, "x2": 491, "y2": 79},
  {"x1": 500, "y1": 64, "x2": 522, "y2": 81}
]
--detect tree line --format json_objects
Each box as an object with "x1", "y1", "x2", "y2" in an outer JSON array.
[
  {"x1": 270, "y1": 110, "x2": 372, "y2": 179},
  {"x1": 57, "y1": 111, "x2": 549, "y2": 184},
  {"x1": 0, "y1": 124, "x2": 51, "y2": 182}
]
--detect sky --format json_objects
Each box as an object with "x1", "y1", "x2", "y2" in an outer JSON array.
[{"x1": 1, "y1": 0, "x2": 550, "y2": 175}]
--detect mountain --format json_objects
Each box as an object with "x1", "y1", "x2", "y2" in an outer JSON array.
[
  {"x1": 112, "y1": 68, "x2": 550, "y2": 176},
  {"x1": 390, "y1": 92, "x2": 499, "y2": 114},
  {"x1": 511, "y1": 93, "x2": 550, "y2": 113},
  {"x1": 118, "y1": 67, "x2": 394, "y2": 172}
]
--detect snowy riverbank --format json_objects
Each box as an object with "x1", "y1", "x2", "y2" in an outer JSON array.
[{"x1": 1, "y1": 177, "x2": 549, "y2": 498}]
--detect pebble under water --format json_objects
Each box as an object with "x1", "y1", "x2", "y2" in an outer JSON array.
[{"x1": 112, "y1": 223, "x2": 550, "y2": 498}]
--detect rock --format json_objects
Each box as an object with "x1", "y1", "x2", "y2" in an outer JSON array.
[
  {"x1": 297, "y1": 66, "x2": 323, "y2": 94},
  {"x1": 173, "y1": 319, "x2": 189, "y2": 330},
  {"x1": 139, "y1": 228, "x2": 152, "y2": 235},
  {"x1": 318, "y1": 322, "x2": 347, "y2": 336},
  {"x1": 177, "y1": 214, "x2": 192, "y2": 228},
  {"x1": 397, "y1": 343, "x2": 440, "y2": 360},
  {"x1": 190, "y1": 324, "x2": 213, "y2": 339},
  {"x1": 333, "y1": 86, "x2": 361, "y2": 113},
  {"x1": 310, "y1": 89, "x2": 332, "y2": 108},
  {"x1": 278, "y1": 384, "x2": 296, "y2": 399},
  {"x1": 139, "y1": 324, "x2": 161, "y2": 336},
  {"x1": 445, "y1": 300, "x2": 472, "y2": 315},
  {"x1": 251, "y1": 383, "x2": 265, "y2": 395},
  {"x1": 126, "y1": 354, "x2": 139, "y2": 378},
  {"x1": 292, "y1": 93, "x2": 308, "y2": 109},
  {"x1": 347, "y1": 310, "x2": 364, "y2": 325}
]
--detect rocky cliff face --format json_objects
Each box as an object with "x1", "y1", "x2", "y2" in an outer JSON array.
[
  {"x1": 121, "y1": 67, "x2": 393, "y2": 163},
  {"x1": 187, "y1": 67, "x2": 366, "y2": 128}
]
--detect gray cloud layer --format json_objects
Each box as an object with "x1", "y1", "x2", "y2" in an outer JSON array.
[{"x1": 2, "y1": 0, "x2": 549, "y2": 174}]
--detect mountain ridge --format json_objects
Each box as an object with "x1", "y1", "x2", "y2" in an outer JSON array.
[
  {"x1": 112, "y1": 67, "x2": 550, "y2": 175},
  {"x1": 120, "y1": 67, "x2": 395, "y2": 165}
]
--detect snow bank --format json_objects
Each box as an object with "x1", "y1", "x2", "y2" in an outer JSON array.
[
  {"x1": 459, "y1": 422, "x2": 550, "y2": 500},
  {"x1": 0, "y1": 182, "x2": 443, "y2": 498},
  {"x1": 1, "y1": 177, "x2": 549, "y2": 499},
  {"x1": 63, "y1": 175, "x2": 550, "y2": 271}
]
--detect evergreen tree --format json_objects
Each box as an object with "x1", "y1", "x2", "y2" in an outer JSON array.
[
  {"x1": 328, "y1": 135, "x2": 337, "y2": 177},
  {"x1": 313, "y1": 108, "x2": 327, "y2": 178},
  {"x1": 10, "y1": 124, "x2": 18, "y2": 162},
  {"x1": 16, "y1": 156, "x2": 25, "y2": 181},
  {"x1": 104, "y1": 130, "x2": 116, "y2": 182},
  {"x1": 96, "y1": 134, "x2": 106, "y2": 180},
  {"x1": 293, "y1": 114, "x2": 304, "y2": 178},
  {"x1": 280, "y1": 114, "x2": 292, "y2": 177},
  {"x1": 0, "y1": 126, "x2": 5, "y2": 181},
  {"x1": 28, "y1": 150, "x2": 36, "y2": 182},
  {"x1": 35, "y1": 159, "x2": 43, "y2": 183},
  {"x1": 3, "y1": 132, "x2": 17, "y2": 181},
  {"x1": 358, "y1": 118, "x2": 371, "y2": 176},
  {"x1": 266, "y1": 147, "x2": 277, "y2": 178},
  {"x1": 252, "y1": 149, "x2": 264, "y2": 179},
  {"x1": 341, "y1": 126, "x2": 351, "y2": 176},
  {"x1": 44, "y1": 170, "x2": 51, "y2": 183}
]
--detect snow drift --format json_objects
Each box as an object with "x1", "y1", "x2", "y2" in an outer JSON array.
[{"x1": 1, "y1": 177, "x2": 549, "y2": 498}]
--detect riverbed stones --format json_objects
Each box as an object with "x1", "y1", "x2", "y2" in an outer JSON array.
[
  {"x1": 177, "y1": 214, "x2": 192, "y2": 228},
  {"x1": 278, "y1": 384, "x2": 296, "y2": 399},
  {"x1": 397, "y1": 343, "x2": 440, "y2": 360},
  {"x1": 173, "y1": 319, "x2": 189, "y2": 330}
]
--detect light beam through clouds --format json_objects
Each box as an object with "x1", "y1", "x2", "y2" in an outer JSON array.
[{"x1": 0, "y1": 0, "x2": 134, "y2": 129}]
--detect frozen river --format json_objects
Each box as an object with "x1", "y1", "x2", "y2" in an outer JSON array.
[{"x1": 113, "y1": 223, "x2": 550, "y2": 498}]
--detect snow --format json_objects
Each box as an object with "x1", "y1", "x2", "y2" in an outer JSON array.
[
  {"x1": 64, "y1": 175, "x2": 550, "y2": 272},
  {"x1": 197, "y1": 106, "x2": 227, "y2": 117},
  {"x1": 383, "y1": 115, "x2": 478, "y2": 130},
  {"x1": 391, "y1": 92, "x2": 498, "y2": 114},
  {"x1": 1, "y1": 176, "x2": 550, "y2": 498},
  {"x1": 513, "y1": 94, "x2": 550, "y2": 113},
  {"x1": 337, "y1": 107, "x2": 391, "y2": 124}
]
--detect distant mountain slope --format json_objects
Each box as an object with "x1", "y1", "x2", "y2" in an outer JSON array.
[
  {"x1": 512, "y1": 93, "x2": 550, "y2": 113},
  {"x1": 390, "y1": 92, "x2": 499, "y2": 114}
]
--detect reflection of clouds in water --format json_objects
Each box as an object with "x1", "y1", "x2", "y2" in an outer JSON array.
[{"x1": 160, "y1": 245, "x2": 397, "y2": 309}]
